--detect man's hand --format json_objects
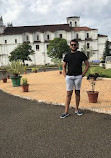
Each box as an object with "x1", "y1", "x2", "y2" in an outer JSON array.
[
  {"x1": 82, "y1": 60, "x2": 90, "y2": 77},
  {"x1": 63, "y1": 62, "x2": 67, "y2": 78}
]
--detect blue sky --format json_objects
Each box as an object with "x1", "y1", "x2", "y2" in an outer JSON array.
[{"x1": 0, "y1": 0, "x2": 111, "y2": 40}]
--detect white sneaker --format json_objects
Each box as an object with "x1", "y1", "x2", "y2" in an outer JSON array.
[
  {"x1": 60, "y1": 113, "x2": 70, "y2": 118},
  {"x1": 75, "y1": 111, "x2": 83, "y2": 116}
]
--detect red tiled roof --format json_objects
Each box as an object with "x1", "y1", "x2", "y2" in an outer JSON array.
[
  {"x1": 72, "y1": 27, "x2": 94, "y2": 32},
  {"x1": 2, "y1": 24, "x2": 107, "y2": 39},
  {"x1": 2, "y1": 24, "x2": 71, "y2": 35},
  {"x1": 98, "y1": 34, "x2": 107, "y2": 37}
]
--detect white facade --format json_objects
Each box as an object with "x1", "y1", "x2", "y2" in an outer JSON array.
[{"x1": 0, "y1": 16, "x2": 108, "y2": 66}]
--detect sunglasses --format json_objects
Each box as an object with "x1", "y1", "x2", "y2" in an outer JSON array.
[{"x1": 71, "y1": 44, "x2": 77, "y2": 46}]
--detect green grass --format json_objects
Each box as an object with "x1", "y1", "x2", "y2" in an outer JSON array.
[{"x1": 83, "y1": 66, "x2": 111, "y2": 78}]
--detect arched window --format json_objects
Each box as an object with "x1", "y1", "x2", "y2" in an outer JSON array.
[
  {"x1": 70, "y1": 22, "x2": 72, "y2": 27},
  {"x1": 75, "y1": 21, "x2": 77, "y2": 27},
  {"x1": 47, "y1": 35, "x2": 50, "y2": 40},
  {"x1": 26, "y1": 36, "x2": 29, "y2": 41},
  {"x1": 87, "y1": 43, "x2": 90, "y2": 49},
  {"x1": 76, "y1": 34, "x2": 79, "y2": 39},
  {"x1": 36, "y1": 45, "x2": 39, "y2": 50},
  {"x1": 59, "y1": 34, "x2": 62, "y2": 38},
  {"x1": 87, "y1": 33, "x2": 89, "y2": 38},
  {"x1": 37, "y1": 35, "x2": 39, "y2": 41}
]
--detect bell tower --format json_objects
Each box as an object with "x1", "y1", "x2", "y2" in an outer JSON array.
[
  {"x1": 0, "y1": 16, "x2": 5, "y2": 34},
  {"x1": 67, "y1": 16, "x2": 80, "y2": 27}
]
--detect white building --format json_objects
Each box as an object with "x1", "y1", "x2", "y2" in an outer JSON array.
[{"x1": 0, "y1": 16, "x2": 108, "y2": 66}]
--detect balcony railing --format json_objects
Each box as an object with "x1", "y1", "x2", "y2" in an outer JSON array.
[
  {"x1": 85, "y1": 38, "x2": 92, "y2": 41},
  {"x1": 33, "y1": 40, "x2": 41, "y2": 43},
  {"x1": 75, "y1": 38, "x2": 82, "y2": 41},
  {"x1": 23, "y1": 41, "x2": 30, "y2": 43},
  {"x1": 44, "y1": 40, "x2": 50, "y2": 43}
]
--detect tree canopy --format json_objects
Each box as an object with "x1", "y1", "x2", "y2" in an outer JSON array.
[
  {"x1": 103, "y1": 40, "x2": 111, "y2": 62},
  {"x1": 9, "y1": 43, "x2": 35, "y2": 64},
  {"x1": 47, "y1": 38, "x2": 70, "y2": 61}
]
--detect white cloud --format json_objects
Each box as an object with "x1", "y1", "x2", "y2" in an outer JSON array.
[
  {"x1": 30, "y1": 0, "x2": 53, "y2": 14},
  {"x1": 0, "y1": 0, "x2": 24, "y2": 24},
  {"x1": 0, "y1": 0, "x2": 111, "y2": 39}
]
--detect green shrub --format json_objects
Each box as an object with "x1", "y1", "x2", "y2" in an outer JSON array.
[
  {"x1": 32, "y1": 67, "x2": 39, "y2": 72},
  {"x1": 83, "y1": 66, "x2": 111, "y2": 78},
  {"x1": 22, "y1": 77, "x2": 28, "y2": 85},
  {"x1": 7, "y1": 60, "x2": 24, "y2": 76}
]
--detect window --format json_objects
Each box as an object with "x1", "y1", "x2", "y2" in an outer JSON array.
[
  {"x1": 26, "y1": 36, "x2": 29, "y2": 41},
  {"x1": 70, "y1": 22, "x2": 72, "y2": 27},
  {"x1": 76, "y1": 34, "x2": 79, "y2": 39},
  {"x1": 87, "y1": 52, "x2": 90, "y2": 59},
  {"x1": 75, "y1": 21, "x2": 77, "y2": 27},
  {"x1": 15, "y1": 39, "x2": 17, "y2": 43},
  {"x1": 59, "y1": 34, "x2": 62, "y2": 38},
  {"x1": 5, "y1": 40, "x2": 7, "y2": 44},
  {"x1": 37, "y1": 35, "x2": 39, "y2": 41},
  {"x1": 36, "y1": 45, "x2": 39, "y2": 50},
  {"x1": 87, "y1": 33, "x2": 89, "y2": 38},
  {"x1": 87, "y1": 43, "x2": 90, "y2": 49},
  {"x1": 47, "y1": 45, "x2": 49, "y2": 49},
  {"x1": 47, "y1": 35, "x2": 49, "y2": 40}
]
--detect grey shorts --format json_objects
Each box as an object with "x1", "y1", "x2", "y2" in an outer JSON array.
[{"x1": 65, "y1": 75, "x2": 82, "y2": 91}]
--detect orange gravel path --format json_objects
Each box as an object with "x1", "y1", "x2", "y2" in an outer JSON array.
[{"x1": 0, "y1": 70, "x2": 111, "y2": 115}]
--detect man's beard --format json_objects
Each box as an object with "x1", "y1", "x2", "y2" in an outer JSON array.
[{"x1": 71, "y1": 48, "x2": 77, "y2": 51}]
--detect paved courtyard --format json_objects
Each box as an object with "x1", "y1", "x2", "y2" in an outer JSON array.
[
  {"x1": 0, "y1": 70, "x2": 111, "y2": 115},
  {"x1": 0, "y1": 71, "x2": 111, "y2": 157}
]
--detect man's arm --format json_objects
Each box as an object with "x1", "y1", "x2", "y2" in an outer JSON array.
[
  {"x1": 82, "y1": 60, "x2": 90, "y2": 77},
  {"x1": 63, "y1": 62, "x2": 67, "y2": 77}
]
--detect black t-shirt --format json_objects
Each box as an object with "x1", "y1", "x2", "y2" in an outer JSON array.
[{"x1": 63, "y1": 51, "x2": 88, "y2": 76}]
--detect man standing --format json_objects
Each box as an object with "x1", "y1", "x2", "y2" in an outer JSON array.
[{"x1": 60, "y1": 39, "x2": 90, "y2": 118}]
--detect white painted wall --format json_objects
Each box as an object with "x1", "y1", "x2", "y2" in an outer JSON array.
[
  {"x1": 0, "y1": 16, "x2": 109, "y2": 66},
  {"x1": 0, "y1": 30, "x2": 108, "y2": 66}
]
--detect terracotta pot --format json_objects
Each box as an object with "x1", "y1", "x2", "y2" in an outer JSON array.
[
  {"x1": 7, "y1": 75, "x2": 10, "y2": 79},
  {"x1": 22, "y1": 84, "x2": 29, "y2": 92},
  {"x1": 2, "y1": 78, "x2": 7, "y2": 83},
  {"x1": 59, "y1": 71, "x2": 62, "y2": 74},
  {"x1": 87, "y1": 91, "x2": 99, "y2": 103},
  {"x1": 43, "y1": 69, "x2": 46, "y2": 72}
]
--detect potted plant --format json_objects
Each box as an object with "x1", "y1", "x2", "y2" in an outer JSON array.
[
  {"x1": 7, "y1": 60, "x2": 24, "y2": 87},
  {"x1": 87, "y1": 73, "x2": 100, "y2": 103},
  {"x1": 58, "y1": 62, "x2": 63, "y2": 74},
  {"x1": 1, "y1": 66, "x2": 8, "y2": 83},
  {"x1": 42, "y1": 65, "x2": 47, "y2": 72},
  {"x1": 32, "y1": 67, "x2": 39, "y2": 73},
  {"x1": 21, "y1": 77, "x2": 29, "y2": 92},
  {"x1": 7, "y1": 74, "x2": 10, "y2": 79},
  {"x1": 23, "y1": 66, "x2": 27, "y2": 74},
  {"x1": 2, "y1": 77, "x2": 7, "y2": 83}
]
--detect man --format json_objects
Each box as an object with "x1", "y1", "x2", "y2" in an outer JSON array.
[{"x1": 60, "y1": 39, "x2": 90, "y2": 118}]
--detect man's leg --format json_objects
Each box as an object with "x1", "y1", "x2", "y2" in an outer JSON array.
[
  {"x1": 60, "y1": 76, "x2": 73, "y2": 118},
  {"x1": 75, "y1": 90, "x2": 80, "y2": 112},
  {"x1": 65, "y1": 90, "x2": 73, "y2": 114},
  {"x1": 74, "y1": 75, "x2": 83, "y2": 115}
]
